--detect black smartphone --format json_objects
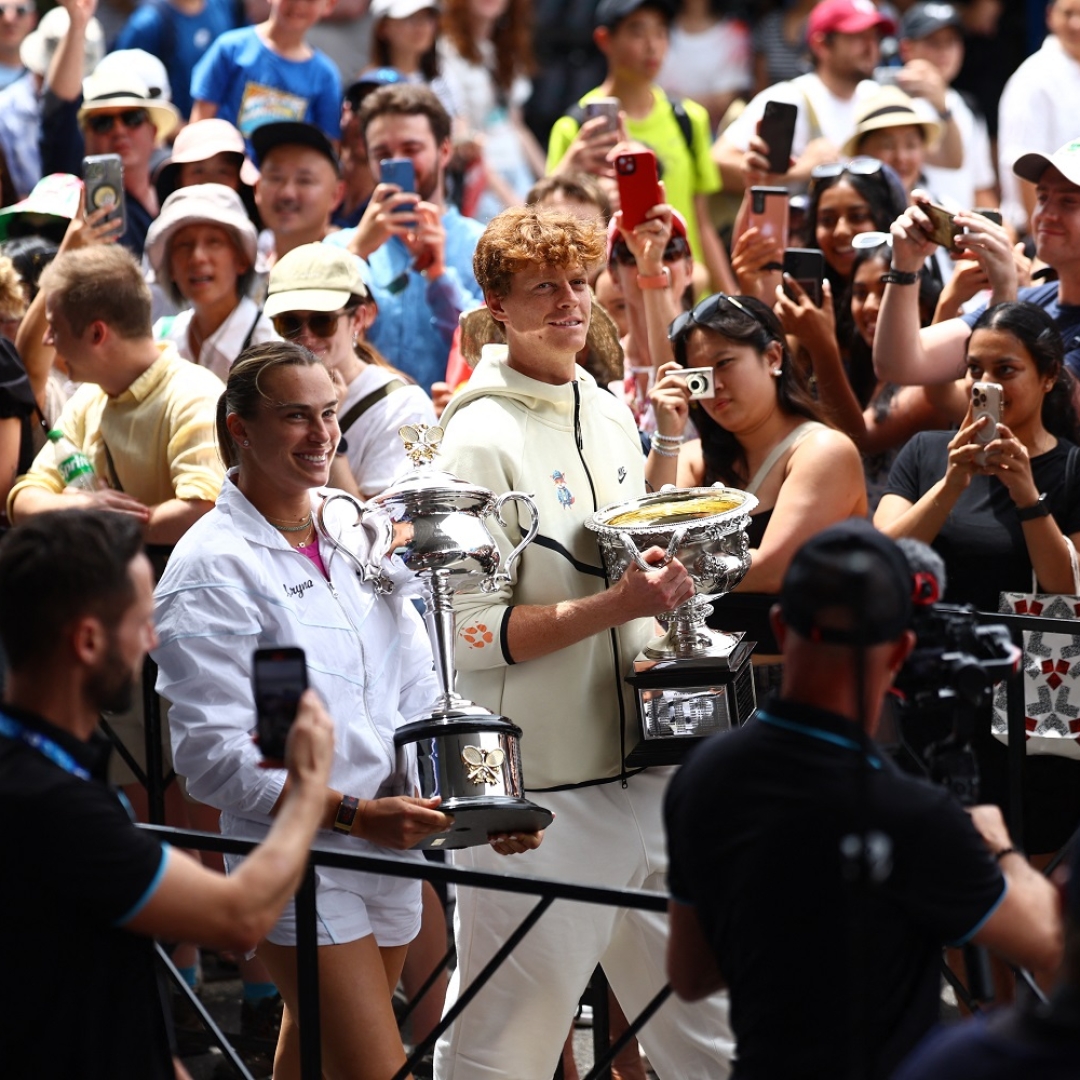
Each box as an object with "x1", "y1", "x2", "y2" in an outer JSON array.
[
  {"x1": 783, "y1": 248, "x2": 825, "y2": 306},
  {"x1": 379, "y1": 157, "x2": 417, "y2": 223},
  {"x1": 82, "y1": 153, "x2": 126, "y2": 235},
  {"x1": 972, "y1": 207, "x2": 1003, "y2": 226},
  {"x1": 759, "y1": 100, "x2": 798, "y2": 175},
  {"x1": 253, "y1": 646, "x2": 308, "y2": 761}
]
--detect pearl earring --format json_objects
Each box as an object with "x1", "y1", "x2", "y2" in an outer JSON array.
[
  {"x1": 243, "y1": 439, "x2": 250, "y2": 447},
  {"x1": 771, "y1": 368, "x2": 781, "y2": 377}
]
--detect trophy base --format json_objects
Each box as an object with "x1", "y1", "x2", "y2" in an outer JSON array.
[
  {"x1": 643, "y1": 626, "x2": 746, "y2": 666},
  {"x1": 419, "y1": 797, "x2": 554, "y2": 850},
  {"x1": 625, "y1": 642, "x2": 757, "y2": 767}
]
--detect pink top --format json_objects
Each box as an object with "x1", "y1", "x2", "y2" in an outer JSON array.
[{"x1": 296, "y1": 540, "x2": 328, "y2": 579}]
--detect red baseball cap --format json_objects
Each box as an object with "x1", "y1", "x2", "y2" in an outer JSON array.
[{"x1": 807, "y1": 0, "x2": 896, "y2": 38}]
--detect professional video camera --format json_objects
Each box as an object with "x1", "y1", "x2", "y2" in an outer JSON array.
[{"x1": 892, "y1": 543, "x2": 1021, "y2": 806}]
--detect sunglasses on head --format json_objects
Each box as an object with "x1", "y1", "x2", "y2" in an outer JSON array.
[
  {"x1": 667, "y1": 293, "x2": 751, "y2": 343},
  {"x1": 610, "y1": 235, "x2": 691, "y2": 267},
  {"x1": 85, "y1": 108, "x2": 151, "y2": 135},
  {"x1": 808, "y1": 156, "x2": 890, "y2": 200},
  {"x1": 271, "y1": 308, "x2": 354, "y2": 340}
]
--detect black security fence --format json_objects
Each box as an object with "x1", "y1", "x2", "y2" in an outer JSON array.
[{"x1": 123, "y1": 605, "x2": 1073, "y2": 1077}]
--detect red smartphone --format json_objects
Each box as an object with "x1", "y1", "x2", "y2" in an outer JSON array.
[
  {"x1": 748, "y1": 186, "x2": 789, "y2": 268},
  {"x1": 615, "y1": 150, "x2": 661, "y2": 233}
]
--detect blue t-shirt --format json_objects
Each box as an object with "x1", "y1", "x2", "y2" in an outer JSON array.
[
  {"x1": 115, "y1": 0, "x2": 239, "y2": 118},
  {"x1": 325, "y1": 207, "x2": 485, "y2": 393},
  {"x1": 963, "y1": 281, "x2": 1080, "y2": 376},
  {"x1": 190, "y1": 25, "x2": 341, "y2": 149}
]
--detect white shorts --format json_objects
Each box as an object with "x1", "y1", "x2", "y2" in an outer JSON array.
[{"x1": 224, "y1": 825, "x2": 423, "y2": 948}]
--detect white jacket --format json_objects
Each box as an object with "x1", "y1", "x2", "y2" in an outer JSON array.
[
  {"x1": 439, "y1": 346, "x2": 655, "y2": 789},
  {"x1": 152, "y1": 475, "x2": 438, "y2": 858}
]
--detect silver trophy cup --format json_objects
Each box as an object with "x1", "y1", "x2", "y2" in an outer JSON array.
[
  {"x1": 322, "y1": 425, "x2": 553, "y2": 848},
  {"x1": 586, "y1": 486, "x2": 759, "y2": 764}
]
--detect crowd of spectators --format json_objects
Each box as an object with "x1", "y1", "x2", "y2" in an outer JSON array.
[{"x1": 4, "y1": 0, "x2": 1080, "y2": 1077}]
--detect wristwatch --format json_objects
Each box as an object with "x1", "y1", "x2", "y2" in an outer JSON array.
[
  {"x1": 1017, "y1": 492, "x2": 1051, "y2": 521},
  {"x1": 333, "y1": 794, "x2": 360, "y2": 834}
]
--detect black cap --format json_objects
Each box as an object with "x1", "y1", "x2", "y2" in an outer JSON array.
[
  {"x1": 780, "y1": 519, "x2": 913, "y2": 647},
  {"x1": 900, "y1": 2, "x2": 961, "y2": 41},
  {"x1": 594, "y1": 0, "x2": 675, "y2": 31},
  {"x1": 250, "y1": 121, "x2": 340, "y2": 175}
]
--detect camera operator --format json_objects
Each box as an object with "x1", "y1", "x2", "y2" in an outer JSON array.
[{"x1": 663, "y1": 519, "x2": 1062, "y2": 1080}]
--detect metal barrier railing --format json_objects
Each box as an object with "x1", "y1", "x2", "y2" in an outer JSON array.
[
  {"x1": 128, "y1": 607, "x2": 1076, "y2": 1072},
  {"x1": 140, "y1": 824, "x2": 669, "y2": 1080}
]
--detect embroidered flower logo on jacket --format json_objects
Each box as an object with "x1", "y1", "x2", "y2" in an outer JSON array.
[{"x1": 552, "y1": 470, "x2": 575, "y2": 508}]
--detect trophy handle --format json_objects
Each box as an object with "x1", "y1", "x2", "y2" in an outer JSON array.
[
  {"x1": 317, "y1": 493, "x2": 394, "y2": 593},
  {"x1": 489, "y1": 491, "x2": 539, "y2": 588},
  {"x1": 618, "y1": 526, "x2": 686, "y2": 572}
]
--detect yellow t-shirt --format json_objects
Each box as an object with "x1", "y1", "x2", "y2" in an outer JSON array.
[
  {"x1": 547, "y1": 86, "x2": 721, "y2": 264},
  {"x1": 8, "y1": 344, "x2": 225, "y2": 517}
]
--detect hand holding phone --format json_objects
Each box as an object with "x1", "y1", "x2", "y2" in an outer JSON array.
[
  {"x1": 748, "y1": 187, "x2": 789, "y2": 268},
  {"x1": 584, "y1": 98, "x2": 620, "y2": 136},
  {"x1": 253, "y1": 647, "x2": 308, "y2": 761}
]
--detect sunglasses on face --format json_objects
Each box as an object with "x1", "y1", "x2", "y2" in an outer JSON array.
[
  {"x1": 85, "y1": 108, "x2": 151, "y2": 135},
  {"x1": 667, "y1": 293, "x2": 751, "y2": 343},
  {"x1": 610, "y1": 235, "x2": 692, "y2": 267},
  {"x1": 271, "y1": 308, "x2": 353, "y2": 340}
]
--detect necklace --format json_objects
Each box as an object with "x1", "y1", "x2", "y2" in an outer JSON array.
[{"x1": 267, "y1": 513, "x2": 313, "y2": 533}]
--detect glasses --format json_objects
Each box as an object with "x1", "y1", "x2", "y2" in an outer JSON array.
[
  {"x1": 610, "y1": 235, "x2": 692, "y2": 267},
  {"x1": 667, "y1": 293, "x2": 751, "y2": 343},
  {"x1": 271, "y1": 308, "x2": 353, "y2": 340},
  {"x1": 807, "y1": 156, "x2": 889, "y2": 201},
  {"x1": 85, "y1": 109, "x2": 150, "y2": 135}
]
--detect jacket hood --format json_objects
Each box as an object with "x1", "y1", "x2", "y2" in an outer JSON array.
[{"x1": 440, "y1": 344, "x2": 598, "y2": 431}]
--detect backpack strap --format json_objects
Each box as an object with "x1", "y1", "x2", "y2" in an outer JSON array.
[{"x1": 337, "y1": 378, "x2": 407, "y2": 435}]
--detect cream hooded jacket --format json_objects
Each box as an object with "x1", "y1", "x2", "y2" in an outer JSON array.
[{"x1": 439, "y1": 346, "x2": 655, "y2": 789}]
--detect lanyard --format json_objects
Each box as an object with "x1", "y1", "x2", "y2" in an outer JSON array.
[
  {"x1": 757, "y1": 710, "x2": 883, "y2": 769},
  {"x1": 0, "y1": 712, "x2": 91, "y2": 781}
]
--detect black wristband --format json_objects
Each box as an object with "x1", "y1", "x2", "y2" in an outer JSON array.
[
  {"x1": 993, "y1": 846, "x2": 1018, "y2": 862},
  {"x1": 882, "y1": 268, "x2": 919, "y2": 286},
  {"x1": 1017, "y1": 492, "x2": 1051, "y2": 521}
]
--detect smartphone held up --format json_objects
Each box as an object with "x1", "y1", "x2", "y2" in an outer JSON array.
[{"x1": 253, "y1": 646, "x2": 308, "y2": 761}]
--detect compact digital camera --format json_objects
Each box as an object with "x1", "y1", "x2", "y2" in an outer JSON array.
[{"x1": 682, "y1": 367, "x2": 715, "y2": 400}]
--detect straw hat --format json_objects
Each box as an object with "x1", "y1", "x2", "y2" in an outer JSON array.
[
  {"x1": 842, "y1": 86, "x2": 942, "y2": 157},
  {"x1": 78, "y1": 67, "x2": 180, "y2": 142}
]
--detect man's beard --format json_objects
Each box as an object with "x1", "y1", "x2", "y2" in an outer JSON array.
[{"x1": 88, "y1": 636, "x2": 138, "y2": 715}]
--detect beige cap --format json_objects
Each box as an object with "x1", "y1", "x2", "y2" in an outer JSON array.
[
  {"x1": 144, "y1": 183, "x2": 258, "y2": 280},
  {"x1": 842, "y1": 86, "x2": 942, "y2": 157},
  {"x1": 265, "y1": 243, "x2": 371, "y2": 318}
]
